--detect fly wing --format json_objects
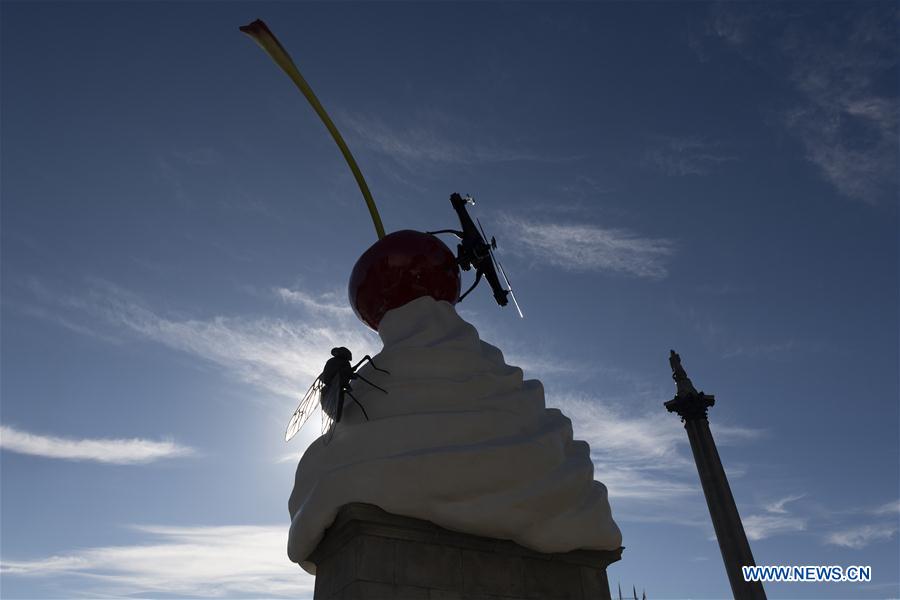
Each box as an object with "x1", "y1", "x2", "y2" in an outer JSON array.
[
  {"x1": 285, "y1": 376, "x2": 325, "y2": 442},
  {"x1": 319, "y1": 373, "x2": 341, "y2": 436}
]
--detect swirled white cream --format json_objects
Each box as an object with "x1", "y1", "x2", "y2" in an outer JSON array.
[{"x1": 288, "y1": 296, "x2": 621, "y2": 573}]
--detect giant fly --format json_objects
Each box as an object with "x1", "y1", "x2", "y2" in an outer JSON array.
[
  {"x1": 428, "y1": 193, "x2": 523, "y2": 317},
  {"x1": 285, "y1": 347, "x2": 389, "y2": 443}
]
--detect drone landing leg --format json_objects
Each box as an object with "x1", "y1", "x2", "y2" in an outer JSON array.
[
  {"x1": 345, "y1": 390, "x2": 370, "y2": 421},
  {"x1": 458, "y1": 270, "x2": 483, "y2": 302}
]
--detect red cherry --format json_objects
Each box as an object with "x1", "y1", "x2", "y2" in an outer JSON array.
[{"x1": 348, "y1": 230, "x2": 461, "y2": 330}]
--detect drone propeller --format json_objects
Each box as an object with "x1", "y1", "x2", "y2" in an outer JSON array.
[{"x1": 476, "y1": 218, "x2": 524, "y2": 319}]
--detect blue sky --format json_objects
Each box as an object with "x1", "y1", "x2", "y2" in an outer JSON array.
[{"x1": 1, "y1": 2, "x2": 897, "y2": 598}]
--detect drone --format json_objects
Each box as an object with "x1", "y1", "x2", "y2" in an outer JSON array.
[
  {"x1": 285, "y1": 347, "x2": 389, "y2": 444},
  {"x1": 428, "y1": 193, "x2": 523, "y2": 318}
]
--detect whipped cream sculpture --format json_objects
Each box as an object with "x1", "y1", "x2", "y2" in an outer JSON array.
[
  {"x1": 288, "y1": 296, "x2": 622, "y2": 573},
  {"x1": 240, "y1": 18, "x2": 621, "y2": 575}
]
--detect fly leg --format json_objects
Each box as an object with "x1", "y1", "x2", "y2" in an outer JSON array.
[
  {"x1": 345, "y1": 390, "x2": 370, "y2": 421},
  {"x1": 352, "y1": 355, "x2": 390, "y2": 374},
  {"x1": 353, "y1": 373, "x2": 387, "y2": 394},
  {"x1": 323, "y1": 421, "x2": 337, "y2": 445},
  {"x1": 333, "y1": 388, "x2": 344, "y2": 423}
]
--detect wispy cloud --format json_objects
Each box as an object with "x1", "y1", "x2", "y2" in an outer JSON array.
[
  {"x1": 741, "y1": 495, "x2": 900, "y2": 546},
  {"x1": 499, "y1": 349, "x2": 583, "y2": 381},
  {"x1": 743, "y1": 513, "x2": 807, "y2": 541},
  {"x1": 826, "y1": 524, "x2": 898, "y2": 549},
  {"x1": 872, "y1": 499, "x2": 900, "y2": 515},
  {"x1": 702, "y1": 4, "x2": 898, "y2": 203},
  {"x1": 0, "y1": 425, "x2": 194, "y2": 465},
  {"x1": 25, "y1": 280, "x2": 379, "y2": 403},
  {"x1": 673, "y1": 303, "x2": 829, "y2": 361},
  {"x1": 764, "y1": 493, "x2": 806, "y2": 515},
  {"x1": 558, "y1": 175, "x2": 616, "y2": 199},
  {"x1": 815, "y1": 498, "x2": 900, "y2": 550},
  {"x1": 13, "y1": 303, "x2": 122, "y2": 345},
  {"x1": 551, "y1": 393, "x2": 763, "y2": 503},
  {"x1": 499, "y1": 216, "x2": 674, "y2": 279},
  {"x1": 720, "y1": 338, "x2": 831, "y2": 360},
  {"x1": 598, "y1": 468, "x2": 699, "y2": 503},
  {"x1": 737, "y1": 493, "x2": 809, "y2": 541},
  {"x1": 704, "y1": 3, "x2": 759, "y2": 47},
  {"x1": 780, "y1": 9, "x2": 898, "y2": 203},
  {"x1": 157, "y1": 147, "x2": 274, "y2": 216},
  {"x1": 556, "y1": 395, "x2": 691, "y2": 469},
  {"x1": 275, "y1": 287, "x2": 354, "y2": 318},
  {"x1": 559, "y1": 404, "x2": 696, "y2": 502},
  {"x1": 1, "y1": 524, "x2": 314, "y2": 598},
  {"x1": 643, "y1": 136, "x2": 737, "y2": 176},
  {"x1": 341, "y1": 110, "x2": 573, "y2": 167},
  {"x1": 276, "y1": 452, "x2": 301, "y2": 464}
]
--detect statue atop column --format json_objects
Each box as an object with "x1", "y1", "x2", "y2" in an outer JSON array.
[
  {"x1": 669, "y1": 350, "x2": 699, "y2": 399},
  {"x1": 665, "y1": 350, "x2": 714, "y2": 422}
]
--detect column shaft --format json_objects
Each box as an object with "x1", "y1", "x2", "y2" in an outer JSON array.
[{"x1": 685, "y1": 418, "x2": 766, "y2": 600}]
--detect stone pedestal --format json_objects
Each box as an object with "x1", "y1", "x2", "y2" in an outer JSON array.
[{"x1": 308, "y1": 503, "x2": 622, "y2": 600}]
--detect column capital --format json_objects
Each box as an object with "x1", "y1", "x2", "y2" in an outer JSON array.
[
  {"x1": 665, "y1": 392, "x2": 715, "y2": 422},
  {"x1": 665, "y1": 349, "x2": 715, "y2": 422}
]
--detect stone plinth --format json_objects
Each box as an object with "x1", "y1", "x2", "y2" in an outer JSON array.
[{"x1": 307, "y1": 503, "x2": 622, "y2": 600}]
